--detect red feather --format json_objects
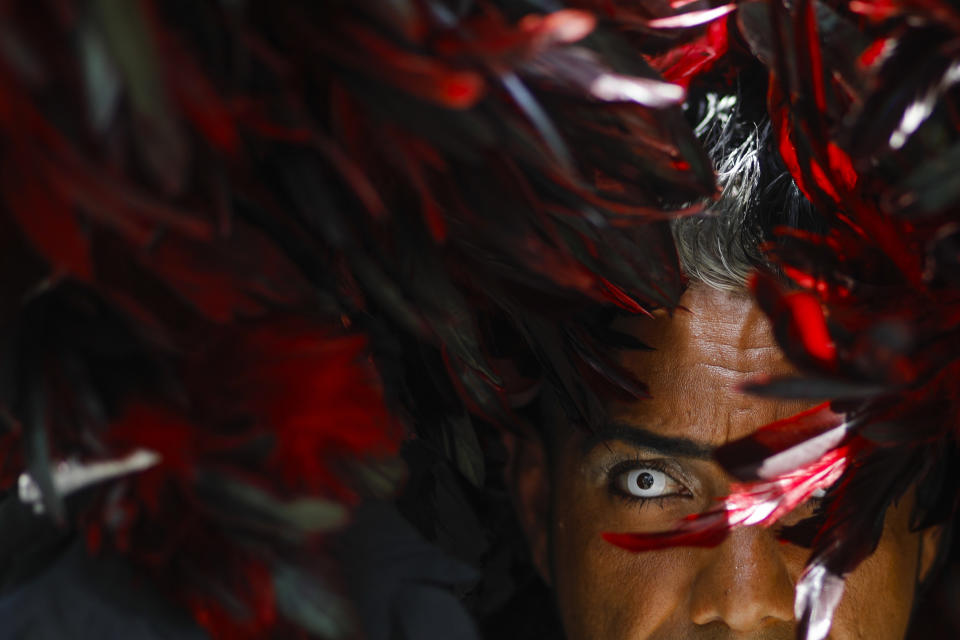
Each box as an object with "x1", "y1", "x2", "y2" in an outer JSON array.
[
  {"x1": 650, "y1": 19, "x2": 730, "y2": 89},
  {"x1": 603, "y1": 440, "x2": 855, "y2": 553}
]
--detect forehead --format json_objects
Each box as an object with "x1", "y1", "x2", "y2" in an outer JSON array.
[{"x1": 609, "y1": 283, "x2": 812, "y2": 447}]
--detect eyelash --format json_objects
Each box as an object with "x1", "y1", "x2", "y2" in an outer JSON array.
[{"x1": 604, "y1": 458, "x2": 693, "y2": 506}]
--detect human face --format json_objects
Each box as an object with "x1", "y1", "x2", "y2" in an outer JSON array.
[{"x1": 510, "y1": 283, "x2": 941, "y2": 640}]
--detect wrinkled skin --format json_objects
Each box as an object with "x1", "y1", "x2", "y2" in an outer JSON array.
[{"x1": 508, "y1": 284, "x2": 941, "y2": 640}]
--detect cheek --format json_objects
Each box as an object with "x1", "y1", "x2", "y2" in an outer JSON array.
[
  {"x1": 828, "y1": 502, "x2": 920, "y2": 640},
  {"x1": 550, "y1": 474, "x2": 700, "y2": 640}
]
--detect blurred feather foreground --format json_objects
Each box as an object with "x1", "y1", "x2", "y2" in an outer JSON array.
[
  {"x1": 0, "y1": 0, "x2": 721, "y2": 638},
  {"x1": 1, "y1": 0, "x2": 958, "y2": 639}
]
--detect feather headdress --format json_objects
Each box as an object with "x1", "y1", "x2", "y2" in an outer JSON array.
[
  {"x1": 601, "y1": 3, "x2": 960, "y2": 639},
  {"x1": 1, "y1": 1, "x2": 958, "y2": 639}
]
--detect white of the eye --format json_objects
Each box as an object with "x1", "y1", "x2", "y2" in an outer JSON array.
[
  {"x1": 810, "y1": 487, "x2": 828, "y2": 500},
  {"x1": 621, "y1": 468, "x2": 669, "y2": 498}
]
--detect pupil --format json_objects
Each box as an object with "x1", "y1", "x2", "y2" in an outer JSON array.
[{"x1": 637, "y1": 472, "x2": 655, "y2": 490}]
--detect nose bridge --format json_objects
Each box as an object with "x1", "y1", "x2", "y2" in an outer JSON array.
[{"x1": 689, "y1": 525, "x2": 796, "y2": 631}]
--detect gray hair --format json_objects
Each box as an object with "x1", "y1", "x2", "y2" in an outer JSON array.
[{"x1": 671, "y1": 93, "x2": 767, "y2": 291}]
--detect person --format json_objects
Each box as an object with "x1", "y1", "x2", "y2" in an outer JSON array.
[
  {"x1": 3, "y1": 3, "x2": 957, "y2": 639},
  {"x1": 502, "y1": 101, "x2": 949, "y2": 640}
]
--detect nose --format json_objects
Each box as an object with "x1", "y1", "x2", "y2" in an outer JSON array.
[{"x1": 689, "y1": 525, "x2": 795, "y2": 632}]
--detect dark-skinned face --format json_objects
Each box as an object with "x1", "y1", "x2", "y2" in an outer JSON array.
[{"x1": 509, "y1": 283, "x2": 941, "y2": 640}]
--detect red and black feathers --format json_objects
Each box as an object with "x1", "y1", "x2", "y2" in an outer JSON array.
[
  {"x1": 0, "y1": 1, "x2": 716, "y2": 638},
  {"x1": 600, "y1": 3, "x2": 960, "y2": 639},
  {"x1": 1, "y1": 1, "x2": 959, "y2": 639}
]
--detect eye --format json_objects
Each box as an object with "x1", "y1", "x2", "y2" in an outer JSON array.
[{"x1": 614, "y1": 466, "x2": 686, "y2": 499}]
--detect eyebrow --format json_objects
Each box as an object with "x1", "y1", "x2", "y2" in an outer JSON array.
[{"x1": 580, "y1": 422, "x2": 715, "y2": 459}]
